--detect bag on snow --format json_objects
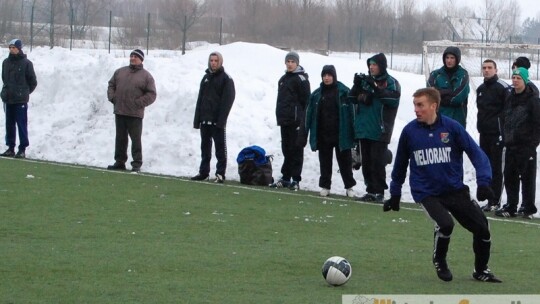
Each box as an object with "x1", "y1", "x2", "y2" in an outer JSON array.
[{"x1": 237, "y1": 145, "x2": 273, "y2": 186}]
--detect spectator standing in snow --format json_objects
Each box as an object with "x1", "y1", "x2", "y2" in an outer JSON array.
[
  {"x1": 107, "y1": 49, "x2": 156, "y2": 172},
  {"x1": 349, "y1": 53, "x2": 400, "y2": 203},
  {"x1": 305, "y1": 65, "x2": 356, "y2": 197},
  {"x1": 495, "y1": 68, "x2": 540, "y2": 219},
  {"x1": 270, "y1": 51, "x2": 311, "y2": 190},
  {"x1": 427, "y1": 46, "x2": 470, "y2": 127},
  {"x1": 191, "y1": 51, "x2": 236, "y2": 183},
  {"x1": 1, "y1": 39, "x2": 37, "y2": 158},
  {"x1": 476, "y1": 59, "x2": 510, "y2": 212}
]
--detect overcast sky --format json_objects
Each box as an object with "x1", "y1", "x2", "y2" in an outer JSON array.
[{"x1": 422, "y1": 0, "x2": 539, "y2": 23}]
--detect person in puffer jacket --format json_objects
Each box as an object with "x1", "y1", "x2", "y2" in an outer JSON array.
[
  {"x1": 427, "y1": 46, "x2": 470, "y2": 127},
  {"x1": 107, "y1": 49, "x2": 156, "y2": 172},
  {"x1": 1, "y1": 38, "x2": 37, "y2": 159}
]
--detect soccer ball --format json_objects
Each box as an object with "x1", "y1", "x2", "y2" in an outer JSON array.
[{"x1": 321, "y1": 256, "x2": 352, "y2": 286}]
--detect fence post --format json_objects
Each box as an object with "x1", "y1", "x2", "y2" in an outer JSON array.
[
  {"x1": 146, "y1": 13, "x2": 150, "y2": 55},
  {"x1": 358, "y1": 26, "x2": 362, "y2": 60},
  {"x1": 219, "y1": 17, "x2": 223, "y2": 45},
  {"x1": 326, "y1": 25, "x2": 330, "y2": 55},
  {"x1": 390, "y1": 29, "x2": 394, "y2": 69},
  {"x1": 108, "y1": 11, "x2": 112, "y2": 54},
  {"x1": 70, "y1": 9, "x2": 73, "y2": 50},
  {"x1": 537, "y1": 37, "x2": 539, "y2": 80},
  {"x1": 421, "y1": 31, "x2": 425, "y2": 74},
  {"x1": 30, "y1": 5, "x2": 34, "y2": 51}
]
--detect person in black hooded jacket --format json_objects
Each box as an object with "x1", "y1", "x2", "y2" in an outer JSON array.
[
  {"x1": 476, "y1": 59, "x2": 510, "y2": 212},
  {"x1": 192, "y1": 51, "x2": 236, "y2": 183},
  {"x1": 495, "y1": 68, "x2": 540, "y2": 219}
]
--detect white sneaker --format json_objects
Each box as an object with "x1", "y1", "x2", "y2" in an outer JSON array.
[
  {"x1": 320, "y1": 188, "x2": 330, "y2": 197},
  {"x1": 346, "y1": 188, "x2": 355, "y2": 198}
]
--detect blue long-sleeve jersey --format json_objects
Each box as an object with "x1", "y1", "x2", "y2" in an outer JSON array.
[{"x1": 390, "y1": 115, "x2": 492, "y2": 202}]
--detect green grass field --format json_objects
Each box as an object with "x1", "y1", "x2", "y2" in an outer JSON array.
[{"x1": 1, "y1": 158, "x2": 539, "y2": 303}]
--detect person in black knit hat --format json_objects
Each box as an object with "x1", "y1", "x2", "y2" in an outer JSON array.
[{"x1": 305, "y1": 65, "x2": 356, "y2": 197}]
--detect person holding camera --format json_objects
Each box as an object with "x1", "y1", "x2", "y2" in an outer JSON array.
[{"x1": 349, "y1": 53, "x2": 400, "y2": 203}]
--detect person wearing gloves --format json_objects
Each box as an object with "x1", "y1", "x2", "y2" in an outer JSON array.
[
  {"x1": 305, "y1": 65, "x2": 356, "y2": 197},
  {"x1": 384, "y1": 87, "x2": 502, "y2": 283},
  {"x1": 349, "y1": 53, "x2": 400, "y2": 203}
]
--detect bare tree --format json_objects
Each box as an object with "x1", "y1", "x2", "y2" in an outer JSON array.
[
  {"x1": 480, "y1": 0, "x2": 520, "y2": 42},
  {"x1": 158, "y1": 0, "x2": 206, "y2": 54}
]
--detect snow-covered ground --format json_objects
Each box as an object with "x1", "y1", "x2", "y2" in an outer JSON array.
[{"x1": 1, "y1": 41, "x2": 538, "y2": 216}]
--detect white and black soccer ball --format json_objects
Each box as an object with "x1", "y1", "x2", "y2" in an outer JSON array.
[{"x1": 321, "y1": 256, "x2": 352, "y2": 286}]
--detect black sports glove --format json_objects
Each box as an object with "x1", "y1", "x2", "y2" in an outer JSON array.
[
  {"x1": 476, "y1": 186, "x2": 495, "y2": 202},
  {"x1": 364, "y1": 76, "x2": 376, "y2": 89},
  {"x1": 353, "y1": 73, "x2": 366, "y2": 87},
  {"x1": 383, "y1": 195, "x2": 401, "y2": 212}
]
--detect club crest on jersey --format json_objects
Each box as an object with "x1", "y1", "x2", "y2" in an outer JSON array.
[{"x1": 440, "y1": 132, "x2": 450, "y2": 143}]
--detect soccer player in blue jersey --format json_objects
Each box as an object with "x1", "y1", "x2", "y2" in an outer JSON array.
[{"x1": 383, "y1": 87, "x2": 502, "y2": 283}]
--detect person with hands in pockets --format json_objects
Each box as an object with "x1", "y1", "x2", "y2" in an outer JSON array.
[{"x1": 384, "y1": 87, "x2": 502, "y2": 283}]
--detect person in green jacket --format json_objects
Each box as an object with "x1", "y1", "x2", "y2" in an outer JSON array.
[
  {"x1": 305, "y1": 65, "x2": 356, "y2": 197},
  {"x1": 427, "y1": 46, "x2": 470, "y2": 127},
  {"x1": 349, "y1": 53, "x2": 401, "y2": 203}
]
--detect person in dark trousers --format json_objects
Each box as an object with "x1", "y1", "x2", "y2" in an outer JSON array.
[
  {"x1": 512, "y1": 56, "x2": 539, "y2": 96},
  {"x1": 349, "y1": 53, "x2": 400, "y2": 203},
  {"x1": 192, "y1": 51, "x2": 235, "y2": 183},
  {"x1": 495, "y1": 68, "x2": 540, "y2": 219},
  {"x1": 1, "y1": 39, "x2": 37, "y2": 158},
  {"x1": 427, "y1": 46, "x2": 470, "y2": 127},
  {"x1": 107, "y1": 49, "x2": 157, "y2": 172},
  {"x1": 270, "y1": 51, "x2": 311, "y2": 190},
  {"x1": 305, "y1": 65, "x2": 356, "y2": 197},
  {"x1": 476, "y1": 59, "x2": 510, "y2": 212},
  {"x1": 384, "y1": 87, "x2": 502, "y2": 283}
]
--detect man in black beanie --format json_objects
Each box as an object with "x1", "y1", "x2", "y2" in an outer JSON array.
[
  {"x1": 512, "y1": 56, "x2": 539, "y2": 96},
  {"x1": 107, "y1": 49, "x2": 156, "y2": 172},
  {"x1": 1, "y1": 38, "x2": 37, "y2": 158},
  {"x1": 271, "y1": 51, "x2": 311, "y2": 190},
  {"x1": 305, "y1": 65, "x2": 356, "y2": 197}
]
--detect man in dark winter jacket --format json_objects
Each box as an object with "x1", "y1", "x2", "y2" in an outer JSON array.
[
  {"x1": 385, "y1": 87, "x2": 501, "y2": 283},
  {"x1": 512, "y1": 56, "x2": 539, "y2": 96},
  {"x1": 107, "y1": 49, "x2": 156, "y2": 172},
  {"x1": 428, "y1": 46, "x2": 470, "y2": 127},
  {"x1": 476, "y1": 59, "x2": 510, "y2": 212},
  {"x1": 349, "y1": 53, "x2": 400, "y2": 203},
  {"x1": 1, "y1": 39, "x2": 37, "y2": 158},
  {"x1": 495, "y1": 68, "x2": 540, "y2": 219},
  {"x1": 305, "y1": 65, "x2": 356, "y2": 197},
  {"x1": 270, "y1": 51, "x2": 311, "y2": 190},
  {"x1": 192, "y1": 51, "x2": 235, "y2": 183}
]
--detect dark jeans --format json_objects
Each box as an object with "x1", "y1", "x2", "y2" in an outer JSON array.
[
  {"x1": 199, "y1": 124, "x2": 227, "y2": 177},
  {"x1": 505, "y1": 150, "x2": 537, "y2": 213},
  {"x1": 280, "y1": 125, "x2": 304, "y2": 182},
  {"x1": 318, "y1": 142, "x2": 356, "y2": 189},
  {"x1": 360, "y1": 139, "x2": 388, "y2": 194},
  {"x1": 114, "y1": 114, "x2": 143, "y2": 169},
  {"x1": 479, "y1": 134, "x2": 504, "y2": 205},
  {"x1": 421, "y1": 187, "x2": 491, "y2": 272},
  {"x1": 4, "y1": 103, "x2": 29, "y2": 151}
]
